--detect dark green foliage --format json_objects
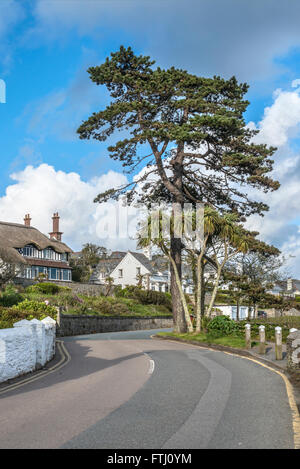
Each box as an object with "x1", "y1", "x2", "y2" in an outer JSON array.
[
  {"x1": 26, "y1": 282, "x2": 67, "y2": 295},
  {"x1": 70, "y1": 244, "x2": 108, "y2": 283},
  {"x1": 15, "y1": 299, "x2": 57, "y2": 316},
  {"x1": 0, "y1": 285, "x2": 23, "y2": 307},
  {"x1": 78, "y1": 46, "x2": 279, "y2": 215},
  {"x1": 0, "y1": 305, "x2": 57, "y2": 329},
  {"x1": 207, "y1": 315, "x2": 237, "y2": 336}
]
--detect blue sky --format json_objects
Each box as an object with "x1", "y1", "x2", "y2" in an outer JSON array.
[{"x1": 2, "y1": 0, "x2": 300, "y2": 274}]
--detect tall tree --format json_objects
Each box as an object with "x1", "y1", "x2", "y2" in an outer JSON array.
[
  {"x1": 0, "y1": 250, "x2": 21, "y2": 290},
  {"x1": 70, "y1": 243, "x2": 108, "y2": 283},
  {"x1": 77, "y1": 46, "x2": 279, "y2": 332}
]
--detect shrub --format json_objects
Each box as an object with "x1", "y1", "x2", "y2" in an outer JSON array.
[
  {"x1": 15, "y1": 299, "x2": 57, "y2": 317},
  {"x1": 0, "y1": 304, "x2": 57, "y2": 329},
  {"x1": 26, "y1": 283, "x2": 71, "y2": 295},
  {"x1": 0, "y1": 285, "x2": 23, "y2": 307},
  {"x1": 207, "y1": 315, "x2": 237, "y2": 336}
]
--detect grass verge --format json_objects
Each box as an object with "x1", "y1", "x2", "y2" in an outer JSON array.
[{"x1": 156, "y1": 331, "x2": 247, "y2": 349}]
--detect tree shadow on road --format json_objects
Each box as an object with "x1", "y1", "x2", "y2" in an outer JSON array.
[{"x1": 0, "y1": 340, "x2": 146, "y2": 398}]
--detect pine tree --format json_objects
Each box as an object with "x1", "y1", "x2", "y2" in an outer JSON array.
[{"x1": 77, "y1": 46, "x2": 279, "y2": 332}]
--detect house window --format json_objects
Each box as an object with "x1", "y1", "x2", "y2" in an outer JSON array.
[
  {"x1": 136, "y1": 267, "x2": 141, "y2": 276},
  {"x1": 119, "y1": 269, "x2": 123, "y2": 278}
]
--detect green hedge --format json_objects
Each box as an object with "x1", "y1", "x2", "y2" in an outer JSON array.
[
  {"x1": 0, "y1": 304, "x2": 57, "y2": 329},
  {"x1": 26, "y1": 283, "x2": 71, "y2": 295},
  {"x1": 0, "y1": 286, "x2": 23, "y2": 307},
  {"x1": 15, "y1": 299, "x2": 57, "y2": 316}
]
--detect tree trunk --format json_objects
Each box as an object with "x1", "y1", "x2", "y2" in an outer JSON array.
[
  {"x1": 169, "y1": 255, "x2": 193, "y2": 333},
  {"x1": 170, "y1": 236, "x2": 186, "y2": 332},
  {"x1": 195, "y1": 255, "x2": 206, "y2": 332},
  {"x1": 207, "y1": 265, "x2": 223, "y2": 317}
]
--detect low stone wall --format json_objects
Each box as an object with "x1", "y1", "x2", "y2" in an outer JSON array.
[
  {"x1": 287, "y1": 330, "x2": 300, "y2": 372},
  {"x1": 57, "y1": 314, "x2": 173, "y2": 337},
  {"x1": 14, "y1": 278, "x2": 113, "y2": 297},
  {"x1": 53, "y1": 281, "x2": 110, "y2": 296},
  {"x1": 0, "y1": 317, "x2": 56, "y2": 383}
]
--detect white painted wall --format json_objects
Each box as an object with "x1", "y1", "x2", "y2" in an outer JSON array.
[
  {"x1": 0, "y1": 317, "x2": 56, "y2": 383},
  {"x1": 211, "y1": 305, "x2": 253, "y2": 320}
]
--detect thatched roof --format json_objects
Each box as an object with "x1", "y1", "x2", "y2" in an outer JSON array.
[{"x1": 0, "y1": 221, "x2": 72, "y2": 264}]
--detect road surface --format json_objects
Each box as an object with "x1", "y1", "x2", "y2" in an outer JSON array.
[{"x1": 0, "y1": 329, "x2": 296, "y2": 449}]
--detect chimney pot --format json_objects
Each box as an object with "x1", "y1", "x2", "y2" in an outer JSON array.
[
  {"x1": 49, "y1": 212, "x2": 63, "y2": 241},
  {"x1": 24, "y1": 214, "x2": 31, "y2": 227}
]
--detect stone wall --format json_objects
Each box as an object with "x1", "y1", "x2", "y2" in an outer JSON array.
[
  {"x1": 0, "y1": 317, "x2": 56, "y2": 383},
  {"x1": 52, "y1": 281, "x2": 109, "y2": 296},
  {"x1": 14, "y1": 278, "x2": 111, "y2": 297},
  {"x1": 57, "y1": 313, "x2": 173, "y2": 337},
  {"x1": 287, "y1": 330, "x2": 300, "y2": 372}
]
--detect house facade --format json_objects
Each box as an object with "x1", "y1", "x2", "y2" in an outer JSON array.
[
  {"x1": 90, "y1": 250, "x2": 169, "y2": 292},
  {"x1": 211, "y1": 304, "x2": 254, "y2": 320},
  {"x1": 267, "y1": 279, "x2": 300, "y2": 298},
  {"x1": 0, "y1": 213, "x2": 73, "y2": 282}
]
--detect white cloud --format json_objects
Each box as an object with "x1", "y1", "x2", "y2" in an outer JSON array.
[
  {"x1": 0, "y1": 164, "x2": 137, "y2": 251},
  {"x1": 245, "y1": 82, "x2": 300, "y2": 276},
  {"x1": 249, "y1": 87, "x2": 300, "y2": 147}
]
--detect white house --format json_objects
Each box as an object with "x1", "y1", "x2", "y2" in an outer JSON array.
[
  {"x1": 90, "y1": 250, "x2": 169, "y2": 292},
  {"x1": 211, "y1": 304, "x2": 254, "y2": 320}
]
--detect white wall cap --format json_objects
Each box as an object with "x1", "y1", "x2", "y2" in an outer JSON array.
[
  {"x1": 41, "y1": 317, "x2": 56, "y2": 325},
  {"x1": 13, "y1": 319, "x2": 31, "y2": 328},
  {"x1": 30, "y1": 318, "x2": 42, "y2": 324}
]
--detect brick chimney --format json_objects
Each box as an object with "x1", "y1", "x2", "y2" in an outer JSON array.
[
  {"x1": 24, "y1": 214, "x2": 31, "y2": 227},
  {"x1": 49, "y1": 212, "x2": 63, "y2": 241}
]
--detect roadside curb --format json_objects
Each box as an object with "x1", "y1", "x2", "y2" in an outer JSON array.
[
  {"x1": 0, "y1": 340, "x2": 71, "y2": 396},
  {"x1": 153, "y1": 334, "x2": 286, "y2": 372}
]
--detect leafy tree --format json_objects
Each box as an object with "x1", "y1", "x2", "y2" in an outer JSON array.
[
  {"x1": 0, "y1": 250, "x2": 22, "y2": 290},
  {"x1": 70, "y1": 243, "x2": 108, "y2": 283},
  {"x1": 104, "y1": 276, "x2": 114, "y2": 297},
  {"x1": 77, "y1": 46, "x2": 279, "y2": 332},
  {"x1": 260, "y1": 293, "x2": 300, "y2": 317},
  {"x1": 223, "y1": 242, "x2": 282, "y2": 319}
]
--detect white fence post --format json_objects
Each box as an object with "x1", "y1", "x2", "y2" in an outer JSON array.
[
  {"x1": 259, "y1": 325, "x2": 266, "y2": 355},
  {"x1": 275, "y1": 326, "x2": 283, "y2": 360},
  {"x1": 245, "y1": 323, "x2": 251, "y2": 350}
]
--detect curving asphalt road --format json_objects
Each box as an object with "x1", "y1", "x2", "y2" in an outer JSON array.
[{"x1": 0, "y1": 329, "x2": 296, "y2": 449}]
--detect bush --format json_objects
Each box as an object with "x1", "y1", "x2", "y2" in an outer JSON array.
[
  {"x1": 0, "y1": 285, "x2": 23, "y2": 307},
  {"x1": 207, "y1": 315, "x2": 237, "y2": 336},
  {"x1": 15, "y1": 299, "x2": 57, "y2": 317},
  {"x1": 26, "y1": 283, "x2": 71, "y2": 295},
  {"x1": 0, "y1": 304, "x2": 57, "y2": 329}
]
